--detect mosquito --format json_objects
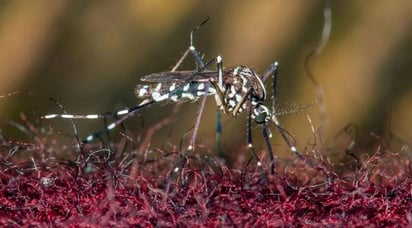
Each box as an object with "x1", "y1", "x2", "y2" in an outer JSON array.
[{"x1": 42, "y1": 17, "x2": 303, "y2": 174}]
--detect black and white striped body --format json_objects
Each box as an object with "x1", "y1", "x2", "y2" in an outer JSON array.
[
  {"x1": 136, "y1": 79, "x2": 216, "y2": 103},
  {"x1": 136, "y1": 66, "x2": 271, "y2": 124}
]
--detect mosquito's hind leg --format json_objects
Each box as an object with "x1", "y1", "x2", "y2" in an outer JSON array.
[{"x1": 189, "y1": 17, "x2": 209, "y2": 69}]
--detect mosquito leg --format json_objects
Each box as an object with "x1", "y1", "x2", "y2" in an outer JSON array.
[
  {"x1": 262, "y1": 122, "x2": 275, "y2": 174},
  {"x1": 262, "y1": 62, "x2": 277, "y2": 81},
  {"x1": 182, "y1": 17, "x2": 210, "y2": 153},
  {"x1": 169, "y1": 84, "x2": 209, "y2": 186},
  {"x1": 180, "y1": 17, "x2": 225, "y2": 154},
  {"x1": 163, "y1": 33, "x2": 193, "y2": 144},
  {"x1": 211, "y1": 54, "x2": 234, "y2": 157},
  {"x1": 214, "y1": 55, "x2": 226, "y2": 159},
  {"x1": 246, "y1": 95, "x2": 268, "y2": 182},
  {"x1": 187, "y1": 84, "x2": 209, "y2": 152},
  {"x1": 268, "y1": 63, "x2": 303, "y2": 159},
  {"x1": 82, "y1": 99, "x2": 155, "y2": 143},
  {"x1": 171, "y1": 48, "x2": 190, "y2": 72},
  {"x1": 41, "y1": 109, "x2": 133, "y2": 120},
  {"x1": 215, "y1": 109, "x2": 226, "y2": 159},
  {"x1": 247, "y1": 104, "x2": 262, "y2": 166},
  {"x1": 189, "y1": 17, "x2": 209, "y2": 69},
  {"x1": 47, "y1": 98, "x2": 83, "y2": 152},
  {"x1": 173, "y1": 82, "x2": 210, "y2": 169},
  {"x1": 172, "y1": 18, "x2": 212, "y2": 71},
  {"x1": 168, "y1": 18, "x2": 214, "y2": 181}
]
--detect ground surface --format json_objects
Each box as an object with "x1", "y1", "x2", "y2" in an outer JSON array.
[{"x1": 1, "y1": 132, "x2": 411, "y2": 227}]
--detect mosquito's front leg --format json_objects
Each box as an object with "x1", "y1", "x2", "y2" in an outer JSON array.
[
  {"x1": 246, "y1": 93, "x2": 268, "y2": 181},
  {"x1": 267, "y1": 62, "x2": 303, "y2": 159}
]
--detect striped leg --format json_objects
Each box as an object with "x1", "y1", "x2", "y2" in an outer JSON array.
[
  {"x1": 265, "y1": 62, "x2": 303, "y2": 159},
  {"x1": 81, "y1": 99, "x2": 155, "y2": 143},
  {"x1": 42, "y1": 109, "x2": 134, "y2": 120},
  {"x1": 246, "y1": 94, "x2": 269, "y2": 179},
  {"x1": 41, "y1": 101, "x2": 152, "y2": 144},
  {"x1": 262, "y1": 122, "x2": 275, "y2": 174},
  {"x1": 41, "y1": 98, "x2": 157, "y2": 143}
]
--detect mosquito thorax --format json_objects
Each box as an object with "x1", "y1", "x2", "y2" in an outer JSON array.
[
  {"x1": 229, "y1": 66, "x2": 266, "y2": 100},
  {"x1": 223, "y1": 65, "x2": 267, "y2": 116}
]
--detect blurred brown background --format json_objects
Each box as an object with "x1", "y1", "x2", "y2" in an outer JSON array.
[{"x1": 0, "y1": 1, "x2": 411, "y2": 158}]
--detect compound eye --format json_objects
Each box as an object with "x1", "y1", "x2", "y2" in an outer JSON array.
[
  {"x1": 254, "y1": 112, "x2": 267, "y2": 124},
  {"x1": 253, "y1": 104, "x2": 270, "y2": 124}
]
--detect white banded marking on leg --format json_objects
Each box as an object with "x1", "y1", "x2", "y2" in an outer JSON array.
[
  {"x1": 107, "y1": 123, "x2": 116, "y2": 130},
  {"x1": 42, "y1": 114, "x2": 58, "y2": 119},
  {"x1": 217, "y1": 55, "x2": 223, "y2": 87},
  {"x1": 272, "y1": 116, "x2": 280, "y2": 125},
  {"x1": 85, "y1": 135, "x2": 95, "y2": 142},
  {"x1": 61, "y1": 114, "x2": 74, "y2": 119},
  {"x1": 117, "y1": 109, "x2": 129, "y2": 116},
  {"x1": 86, "y1": 114, "x2": 99, "y2": 119}
]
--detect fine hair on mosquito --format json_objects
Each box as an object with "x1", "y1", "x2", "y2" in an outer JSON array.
[{"x1": 42, "y1": 17, "x2": 304, "y2": 175}]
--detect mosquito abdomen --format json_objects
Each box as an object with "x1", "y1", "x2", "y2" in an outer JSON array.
[{"x1": 135, "y1": 81, "x2": 216, "y2": 102}]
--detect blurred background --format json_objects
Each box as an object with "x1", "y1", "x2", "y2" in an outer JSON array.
[{"x1": 0, "y1": 1, "x2": 411, "y2": 159}]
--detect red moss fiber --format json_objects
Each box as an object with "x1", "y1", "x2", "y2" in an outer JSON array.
[{"x1": 1, "y1": 130, "x2": 412, "y2": 227}]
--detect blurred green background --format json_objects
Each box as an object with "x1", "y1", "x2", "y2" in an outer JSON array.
[{"x1": 0, "y1": 1, "x2": 411, "y2": 158}]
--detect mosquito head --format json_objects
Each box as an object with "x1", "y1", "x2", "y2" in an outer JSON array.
[{"x1": 252, "y1": 103, "x2": 271, "y2": 124}]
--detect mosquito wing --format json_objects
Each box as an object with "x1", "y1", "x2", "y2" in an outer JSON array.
[{"x1": 141, "y1": 70, "x2": 218, "y2": 83}]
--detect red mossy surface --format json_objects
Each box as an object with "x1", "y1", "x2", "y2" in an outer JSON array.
[
  {"x1": 0, "y1": 121, "x2": 411, "y2": 227},
  {"x1": 1, "y1": 148, "x2": 412, "y2": 227}
]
